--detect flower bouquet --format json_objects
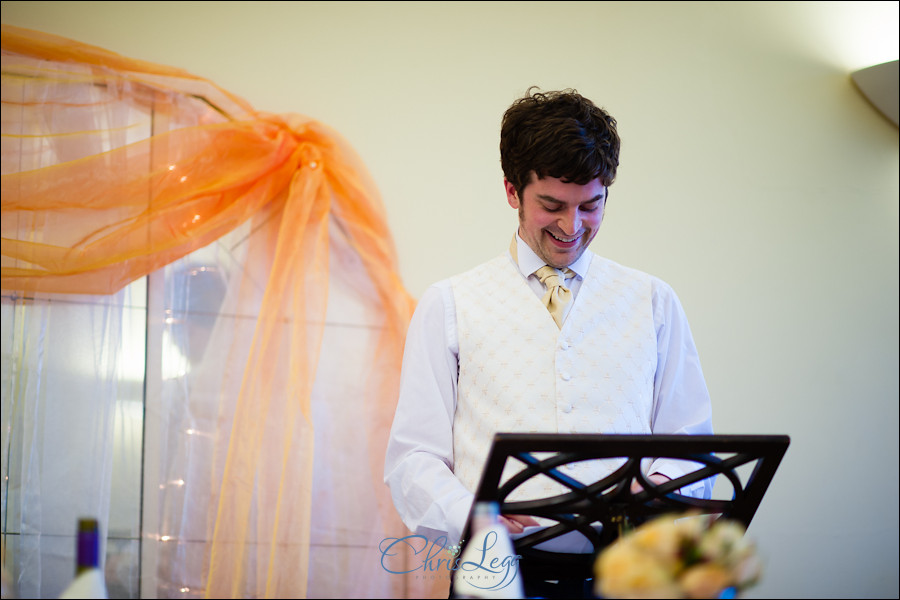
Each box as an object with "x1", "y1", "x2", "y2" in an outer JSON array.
[{"x1": 594, "y1": 513, "x2": 761, "y2": 599}]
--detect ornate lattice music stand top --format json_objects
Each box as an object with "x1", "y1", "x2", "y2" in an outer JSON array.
[{"x1": 460, "y1": 433, "x2": 790, "y2": 582}]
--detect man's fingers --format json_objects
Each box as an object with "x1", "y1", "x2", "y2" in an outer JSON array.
[
  {"x1": 499, "y1": 515, "x2": 524, "y2": 533},
  {"x1": 502, "y1": 514, "x2": 539, "y2": 531},
  {"x1": 515, "y1": 515, "x2": 540, "y2": 527}
]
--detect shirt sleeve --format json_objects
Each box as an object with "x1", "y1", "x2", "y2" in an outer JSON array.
[
  {"x1": 383, "y1": 282, "x2": 473, "y2": 545},
  {"x1": 646, "y1": 277, "x2": 715, "y2": 499}
]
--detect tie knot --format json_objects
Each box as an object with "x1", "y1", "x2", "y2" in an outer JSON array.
[
  {"x1": 536, "y1": 265, "x2": 573, "y2": 288},
  {"x1": 535, "y1": 265, "x2": 574, "y2": 328}
]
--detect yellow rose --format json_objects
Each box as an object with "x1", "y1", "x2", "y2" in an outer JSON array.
[
  {"x1": 629, "y1": 517, "x2": 683, "y2": 567},
  {"x1": 698, "y1": 519, "x2": 748, "y2": 565},
  {"x1": 679, "y1": 563, "x2": 733, "y2": 599},
  {"x1": 594, "y1": 515, "x2": 761, "y2": 599},
  {"x1": 733, "y1": 552, "x2": 763, "y2": 587},
  {"x1": 596, "y1": 540, "x2": 682, "y2": 599}
]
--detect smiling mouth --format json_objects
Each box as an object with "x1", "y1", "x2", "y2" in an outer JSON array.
[{"x1": 548, "y1": 232, "x2": 579, "y2": 244}]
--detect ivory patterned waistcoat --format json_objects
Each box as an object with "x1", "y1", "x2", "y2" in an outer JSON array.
[{"x1": 450, "y1": 253, "x2": 658, "y2": 500}]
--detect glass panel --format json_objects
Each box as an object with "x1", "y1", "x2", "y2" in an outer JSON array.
[
  {"x1": 2, "y1": 530, "x2": 140, "y2": 599},
  {"x1": 143, "y1": 224, "x2": 253, "y2": 598},
  {"x1": 105, "y1": 537, "x2": 141, "y2": 599},
  {"x1": 0, "y1": 277, "x2": 146, "y2": 599}
]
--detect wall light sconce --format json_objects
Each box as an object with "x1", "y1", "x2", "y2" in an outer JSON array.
[{"x1": 851, "y1": 60, "x2": 899, "y2": 127}]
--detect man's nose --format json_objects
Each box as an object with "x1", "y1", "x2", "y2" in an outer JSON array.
[{"x1": 559, "y1": 209, "x2": 581, "y2": 236}]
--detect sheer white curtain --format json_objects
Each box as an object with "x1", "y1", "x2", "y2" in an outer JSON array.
[
  {"x1": 1, "y1": 53, "x2": 158, "y2": 598},
  {"x1": 1, "y1": 283, "x2": 145, "y2": 599},
  {"x1": 2, "y1": 29, "x2": 431, "y2": 598},
  {"x1": 1, "y1": 207, "x2": 417, "y2": 599}
]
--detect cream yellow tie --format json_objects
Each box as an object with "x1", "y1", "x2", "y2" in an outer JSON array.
[
  {"x1": 509, "y1": 235, "x2": 575, "y2": 328},
  {"x1": 535, "y1": 265, "x2": 574, "y2": 328}
]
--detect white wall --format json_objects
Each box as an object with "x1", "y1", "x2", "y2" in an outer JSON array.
[{"x1": 3, "y1": 1, "x2": 898, "y2": 598}]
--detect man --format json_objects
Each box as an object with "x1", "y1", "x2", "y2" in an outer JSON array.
[{"x1": 384, "y1": 87, "x2": 713, "y2": 570}]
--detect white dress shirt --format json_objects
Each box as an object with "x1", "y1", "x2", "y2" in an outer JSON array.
[{"x1": 384, "y1": 234, "x2": 713, "y2": 547}]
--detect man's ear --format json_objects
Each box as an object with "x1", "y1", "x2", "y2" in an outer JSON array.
[{"x1": 504, "y1": 179, "x2": 520, "y2": 209}]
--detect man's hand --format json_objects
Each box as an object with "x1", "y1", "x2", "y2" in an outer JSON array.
[
  {"x1": 630, "y1": 473, "x2": 673, "y2": 494},
  {"x1": 499, "y1": 513, "x2": 540, "y2": 534}
]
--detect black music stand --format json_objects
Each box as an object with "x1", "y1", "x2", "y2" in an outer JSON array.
[{"x1": 458, "y1": 433, "x2": 790, "y2": 588}]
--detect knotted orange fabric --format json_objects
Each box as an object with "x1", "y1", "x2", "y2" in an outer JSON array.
[{"x1": 2, "y1": 24, "x2": 419, "y2": 598}]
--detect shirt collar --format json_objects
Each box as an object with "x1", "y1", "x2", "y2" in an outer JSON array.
[{"x1": 512, "y1": 231, "x2": 592, "y2": 280}]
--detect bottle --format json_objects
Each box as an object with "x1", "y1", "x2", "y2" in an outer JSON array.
[
  {"x1": 58, "y1": 518, "x2": 108, "y2": 599},
  {"x1": 452, "y1": 502, "x2": 524, "y2": 599}
]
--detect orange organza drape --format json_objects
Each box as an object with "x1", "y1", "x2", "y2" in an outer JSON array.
[{"x1": 1, "y1": 24, "x2": 423, "y2": 598}]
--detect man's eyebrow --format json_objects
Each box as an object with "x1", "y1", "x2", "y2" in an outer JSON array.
[{"x1": 536, "y1": 193, "x2": 606, "y2": 204}]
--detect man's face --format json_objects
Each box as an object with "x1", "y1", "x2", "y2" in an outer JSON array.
[{"x1": 505, "y1": 173, "x2": 606, "y2": 269}]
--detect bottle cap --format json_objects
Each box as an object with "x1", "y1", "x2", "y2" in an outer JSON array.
[
  {"x1": 472, "y1": 501, "x2": 500, "y2": 521},
  {"x1": 76, "y1": 517, "x2": 101, "y2": 573}
]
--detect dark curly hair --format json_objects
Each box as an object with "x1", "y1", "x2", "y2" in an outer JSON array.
[{"x1": 500, "y1": 87, "x2": 620, "y2": 195}]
